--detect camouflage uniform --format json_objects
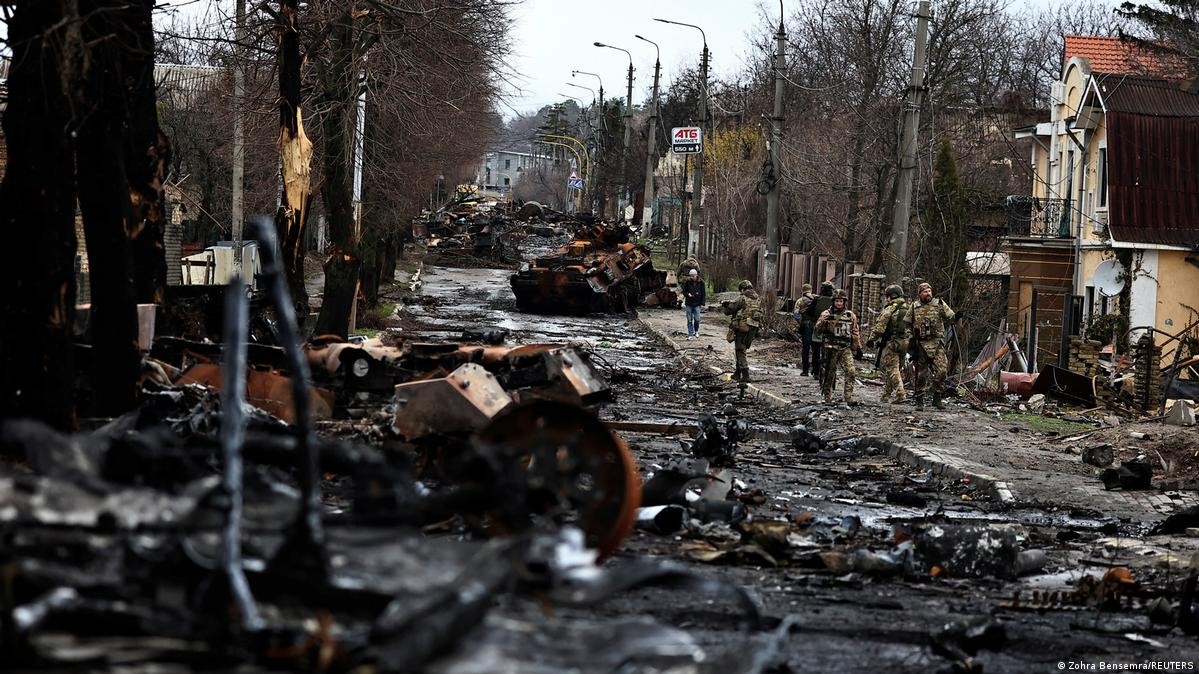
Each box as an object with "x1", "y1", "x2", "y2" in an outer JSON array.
[
  {"x1": 723, "y1": 289, "x2": 762, "y2": 382},
  {"x1": 868, "y1": 297, "x2": 911, "y2": 402},
  {"x1": 815, "y1": 298, "x2": 862, "y2": 403},
  {"x1": 904, "y1": 294, "x2": 956, "y2": 407}
]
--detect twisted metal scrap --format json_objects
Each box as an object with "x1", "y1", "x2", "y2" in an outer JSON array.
[{"x1": 252, "y1": 217, "x2": 326, "y2": 577}]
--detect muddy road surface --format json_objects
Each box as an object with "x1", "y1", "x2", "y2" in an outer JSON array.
[{"x1": 399, "y1": 263, "x2": 1199, "y2": 673}]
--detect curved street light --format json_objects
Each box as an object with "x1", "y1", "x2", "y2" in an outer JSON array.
[
  {"x1": 595, "y1": 42, "x2": 636, "y2": 215},
  {"x1": 572, "y1": 70, "x2": 604, "y2": 97},
  {"x1": 565, "y1": 81, "x2": 596, "y2": 103}
]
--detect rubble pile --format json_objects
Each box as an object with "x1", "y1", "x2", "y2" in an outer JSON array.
[{"x1": 0, "y1": 221, "x2": 779, "y2": 672}]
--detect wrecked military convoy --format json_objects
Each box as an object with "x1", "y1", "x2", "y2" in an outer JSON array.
[
  {"x1": 510, "y1": 221, "x2": 672, "y2": 314},
  {"x1": 412, "y1": 197, "x2": 674, "y2": 314},
  {"x1": 7, "y1": 220, "x2": 1199, "y2": 671}
]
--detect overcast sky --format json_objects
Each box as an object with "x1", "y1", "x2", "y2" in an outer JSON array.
[
  {"x1": 503, "y1": 0, "x2": 777, "y2": 117},
  {"x1": 93, "y1": 0, "x2": 1117, "y2": 120}
]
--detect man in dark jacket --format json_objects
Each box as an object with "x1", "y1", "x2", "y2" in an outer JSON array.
[
  {"x1": 682, "y1": 269, "x2": 705, "y2": 340},
  {"x1": 800, "y1": 281, "x2": 835, "y2": 379},
  {"x1": 792, "y1": 283, "x2": 816, "y2": 374}
]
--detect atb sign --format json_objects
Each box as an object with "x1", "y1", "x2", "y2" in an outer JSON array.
[
  {"x1": 567, "y1": 177, "x2": 585, "y2": 191},
  {"x1": 671, "y1": 126, "x2": 703, "y2": 155}
]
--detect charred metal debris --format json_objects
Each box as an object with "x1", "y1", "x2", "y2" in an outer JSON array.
[{"x1": 1, "y1": 218, "x2": 782, "y2": 672}]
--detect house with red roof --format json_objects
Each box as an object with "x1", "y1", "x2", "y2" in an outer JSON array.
[{"x1": 1008, "y1": 35, "x2": 1199, "y2": 373}]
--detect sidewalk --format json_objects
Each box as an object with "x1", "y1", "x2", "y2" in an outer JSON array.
[{"x1": 638, "y1": 305, "x2": 1196, "y2": 521}]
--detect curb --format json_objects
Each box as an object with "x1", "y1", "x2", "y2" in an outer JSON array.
[
  {"x1": 637, "y1": 314, "x2": 792, "y2": 408},
  {"x1": 635, "y1": 312, "x2": 1015, "y2": 504}
]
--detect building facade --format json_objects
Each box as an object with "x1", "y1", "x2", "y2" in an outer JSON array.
[
  {"x1": 475, "y1": 149, "x2": 554, "y2": 198},
  {"x1": 1009, "y1": 36, "x2": 1199, "y2": 368}
]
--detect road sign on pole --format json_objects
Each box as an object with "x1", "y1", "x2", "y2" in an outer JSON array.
[
  {"x1": 568, "y1": 177, "x2": 585, "y2": 190},
  {"x1": 671, "y1": 126, "x2": 702, "y2": 154}
]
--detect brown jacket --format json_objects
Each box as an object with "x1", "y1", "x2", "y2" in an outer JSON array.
[{"x1": 815, "y1": 307, "x2": 862, "y2": 351}]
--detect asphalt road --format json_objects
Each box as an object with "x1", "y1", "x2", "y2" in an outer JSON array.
[{"x1": 400, "y1": 261, "x2": 1199, "y2": 673}]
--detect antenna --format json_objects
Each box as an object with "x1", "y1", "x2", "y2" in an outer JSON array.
[{"x1": 1092, "y1": 259, "x2": 1126, "y2": 297}]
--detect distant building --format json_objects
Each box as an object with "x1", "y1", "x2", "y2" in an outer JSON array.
[{"x1": 475, "y1": 149, "x2": 552, "y2": 198}]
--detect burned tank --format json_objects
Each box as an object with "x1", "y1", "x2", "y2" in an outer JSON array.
[{"x1": 510, "y1": 224, "x2": 667, "y2": 314}]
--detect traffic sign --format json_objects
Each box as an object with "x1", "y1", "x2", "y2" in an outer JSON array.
[
  {"x1": 568, "y1": 178, "x2": 585, "y2": 190},
  {"x1": 671, "y1": 126, "x2": 703, "y2": 154}
]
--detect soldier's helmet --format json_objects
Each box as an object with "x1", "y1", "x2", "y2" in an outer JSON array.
[
  {"x1": 884, "y1": 284, "x2": 903, "y2": 299},
  {"x1": 738, "y1": 280, "x2": 754, "y2": 291},
  {"x1": 820, "y1": 280, "x2": 835, "y2": 291},
  {"x1": 832, "y1": 289, "x2": 848, "y2": 300}
]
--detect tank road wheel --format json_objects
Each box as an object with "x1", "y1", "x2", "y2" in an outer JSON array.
[{"x1": 476, "y1": 400, "x2": 641, "y2": 560}]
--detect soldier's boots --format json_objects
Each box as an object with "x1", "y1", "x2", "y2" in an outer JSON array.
[
  {"x1": 914, "y1": 395, "x2": 925, "y2": 410},
  {"x1": 932, "y1": 393, "x2": 945, "y2": 410}
]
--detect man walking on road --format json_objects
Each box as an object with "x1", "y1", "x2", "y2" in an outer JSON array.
[
  {"x1": 792, "y1": 283, "x2": 816, "y2": 375},
  {"x1": 682, "y1": 269, "x2": 705, "y2": 340},
  {"x1": 815, "y1": 289, "x2": 862, "y2": 405},
  {"x1": 805, "y1": 281, "x2": 835, "y2": 379},
  {"x1": 722, "y1": 280, "x2": 762, "y2": 382},
  {"x1": 904, "y1": 282, "x2": 957, "y2": 409},
  {"x1": 867, "y1": 284, "x2": 911, "y2": 404}
]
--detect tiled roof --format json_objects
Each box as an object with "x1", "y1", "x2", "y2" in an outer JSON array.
[{"x1": 1063, "y1": 35, "x2": 1185, "y2": 77}]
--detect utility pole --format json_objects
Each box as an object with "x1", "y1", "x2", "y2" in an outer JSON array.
[
  {"x1": 622, "y1": 61, "x2": 634, "y2": 219},
  {"x1": 691, "y1": 44, "x2": 708, "y2": 259},
  {"x1": 593, "y1": 42, "x2": 636, "y2": 221},
  {"x1": 231, "y1": 0, "x2": 246, "y2": 280},
  {"x1": 763, "y1": 2, "x2": 786, "y2": 295},
  {"x1": 887, "y1": 0, "x2": 931, "y2": 281},
  {"x1": 347, "y1": 76, "x2": 367, "y2": 333},
  {"x1": 636, "y1": 35, "x2": 661, "y2": 232}
]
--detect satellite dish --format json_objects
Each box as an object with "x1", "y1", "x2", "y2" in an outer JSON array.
[{"x1": 1092, "y1": 259, "x2": 1125, "y2": 297}]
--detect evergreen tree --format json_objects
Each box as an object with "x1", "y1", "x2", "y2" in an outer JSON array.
[{"x1": 918, "y1": 139, "x2": 970, "y2": 309}]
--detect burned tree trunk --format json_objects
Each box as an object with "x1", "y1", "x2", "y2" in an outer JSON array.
[
  {"x1": 313, "y1": 16, "x2": 361, "y2": 339},
  {"x1": 74, "y1": 0, "x2": 150, "y2": 416},
  {"x1": 0, "y1": 1, "x2": 82, "y2": 429},
  {"x1": 122, "y1": 0, "x2": 172, "y2": 305},
  {"x1": 275, "y1": 0, "x2": 313, "y2": 317},
  {"x1": 382, "y1": 231, "x2": 399, "y2": 282}
]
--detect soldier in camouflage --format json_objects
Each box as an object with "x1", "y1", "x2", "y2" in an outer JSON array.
[
  {"x1": 903, "y1": 282, "x2": 956, "y2": 409},
  {"x1": 722, "y1": 280, "x2": 762, "y2": 382},
  {"x1": 867, "y1": 284, "x2": 911, "y2": 404},
  {"x1": 814, "y1": 289, "x2": 862, "y2": 404}
]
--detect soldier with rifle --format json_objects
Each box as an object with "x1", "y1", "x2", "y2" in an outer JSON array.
[
  {"x1": 867, "y1": 284, "x2": 911, "y2": 404},
  {"x1": 903, "y1": 282, "x2": 963, "y2": 409},
  {"x1": 722, "y1": 280, "x2": 763, "y2": 383},
  {"x1": 814, "y1": 289, "x2": 862, "y2": 405}
]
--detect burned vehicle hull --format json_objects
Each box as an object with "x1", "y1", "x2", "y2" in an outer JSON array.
[{"x1": 511, "y1": 240, "x2": 667, "y2": 314}]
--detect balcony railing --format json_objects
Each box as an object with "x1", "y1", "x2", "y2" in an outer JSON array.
[{"x1": 1004, "y1": 196, "x2": 1072, "y2": 239}]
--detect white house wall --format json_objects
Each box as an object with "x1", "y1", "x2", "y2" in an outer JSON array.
[{"x1": 1128, "y1": 249, "x2": 1158, "y2": 340}]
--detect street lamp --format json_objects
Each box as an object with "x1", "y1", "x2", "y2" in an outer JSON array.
[
  {"x1": 634, "y1": 34, "x2": 662, "y2": 234},
  {"x1": 572, "y1": 70, "x2": 604, "y2": 103},
  {"x1": 572, "y1": 71, "x2": 607, "y2": 131},
  {"x1": 654, "y1": 17, "x2": 709, "y2": 260},
  {"x1": 565, "y1": 81, "x2": 599, "y2": 140},
  {"x1": 565, "y1": 81, "x2": 596, "y2": 105},
  {"x1": 594, "y1": 42, "x2": 636, "y2": 218}
]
